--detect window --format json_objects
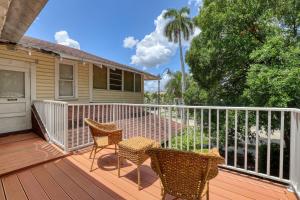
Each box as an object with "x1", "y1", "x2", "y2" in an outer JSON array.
[
  {"x1": 93, "y1": 65, "x2": 107, "y2": 89},
  {"x1": 0, "y1": 70, "x2": 25, "y2": 98},
  {"x1": 58, "y1": 63, "x2": 76, "y2": 98},
  {"x1": 135, "y1": 74, "x2": 142, "y2": 92},
  {"x1": 109, "y1": 68, "x2": 122, "y2": 90},
  {"x1": 124, "y1": 71, "x2": 134, "y2": 92}
]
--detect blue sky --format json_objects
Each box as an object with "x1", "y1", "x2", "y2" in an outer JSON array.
[{"x1": 26, "y1": 0, "x2": 202, "y2": 91}]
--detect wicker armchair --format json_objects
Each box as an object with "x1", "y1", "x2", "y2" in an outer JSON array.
[
  {"x1": 85, "y1": 118, "x2": 122, "y2": 171},
  {"x1": 146, "y1": 148, "x2": 224, "y2": 200}
]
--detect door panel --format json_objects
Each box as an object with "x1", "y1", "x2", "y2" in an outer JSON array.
[{"x1": 0, "y1": 66, "x2": 31, "y2": 134}]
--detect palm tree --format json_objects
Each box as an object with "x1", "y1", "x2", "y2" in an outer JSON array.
[
  {"x1": 165, "y1": 72, "x2": 190, "y2": 104},
  {"x1": 163, "y1": 7, "x2": 194, "y2": 104}
]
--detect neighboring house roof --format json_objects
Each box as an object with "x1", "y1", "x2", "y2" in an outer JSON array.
[
  {"x1": 18, "y1": 36, "x2": 159, "y2": 80},
  {"x1": 0, "y1": 0, "x2": 47, "y2": 43}
]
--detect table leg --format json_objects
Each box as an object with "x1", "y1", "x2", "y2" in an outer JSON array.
[
  {"x1": 137, "y1": 165, "x2": 141, "y2": 190},
  {"x1": 118, "y1": 156, "x2": 121, "y2": 177}
]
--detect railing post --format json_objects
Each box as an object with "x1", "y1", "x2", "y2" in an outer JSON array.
[{"x1": 63, "y1": 103, "x2": 69, "y2": 152}]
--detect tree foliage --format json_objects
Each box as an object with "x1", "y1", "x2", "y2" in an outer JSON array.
[{"x1": 186, "y1": 0, "x2": 300, "y2": 107}]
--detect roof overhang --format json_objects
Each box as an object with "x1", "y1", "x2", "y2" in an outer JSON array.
[{"x1": 0, "y1": 0, "x2": 48, "y2": 43}]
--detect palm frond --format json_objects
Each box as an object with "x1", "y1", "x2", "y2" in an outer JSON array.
[
  {"x1": 179, "y1": 7, "x2": 190, "y2": 16},
  {"x1": 163, "y1": 9, "x2": 178, "y2": 19}
]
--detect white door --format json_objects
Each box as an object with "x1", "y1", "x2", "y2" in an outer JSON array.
[{"x1": 0, "y1": 65, "x2": 31, "y2": 134}]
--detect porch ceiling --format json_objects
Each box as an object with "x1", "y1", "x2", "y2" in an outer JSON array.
[{"x1": 0, "y1": 0, "x2": 48, "y2": 43}]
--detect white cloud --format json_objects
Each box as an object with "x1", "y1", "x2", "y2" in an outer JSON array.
[
  {"x1": 123, "y1": 36, "x2": 139, "y2": 48},
  {"x1": 130, "y1": 10, "x2": 177, "y2": 67},
  {"x1": 188, "y1": 0, "x2": 203, "y2": 8},
  {"x1": 128, "y1": 10, "x2": 200, "y2": 68},
  {"x1": 54, "y1": 30, "x2": 80, "y2": 49}
]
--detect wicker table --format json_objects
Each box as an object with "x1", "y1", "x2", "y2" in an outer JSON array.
[{"x1": 117, "y1": 137, "x2": 160, "y2": 190}]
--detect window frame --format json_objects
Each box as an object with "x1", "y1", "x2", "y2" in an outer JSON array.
[
  {"x1": 134, "y1": 73, "x2": 142, "y2": 93},
  {"x1": 93, "y1": 64, "x2": 108, "y2": 90},
  {"x1": 55, "y1": 59, "x2": 78, "y2": 100},
  {"x1": 109, "y1": 68, "x2": 122, "y2": 91}
]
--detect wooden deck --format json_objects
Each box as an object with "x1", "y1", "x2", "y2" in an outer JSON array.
[
  {"x1": 0, "y1": 145, "x2": 297, "y2": 200},
  {"x1": 0, "y1": 132, "x2": 66, "y2": 176}
]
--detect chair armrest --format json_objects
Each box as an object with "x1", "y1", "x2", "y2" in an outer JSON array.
[{"x1": 102, "y1": 129, "x2": 122, "y2": 136}]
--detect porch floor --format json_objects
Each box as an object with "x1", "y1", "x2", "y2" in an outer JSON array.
[
  {"x1": 0, "y1": 132, "x2": 66, "y2": 176},
  {"x1": 0, "y1": 146, "x2": 297, "y2": 200}
]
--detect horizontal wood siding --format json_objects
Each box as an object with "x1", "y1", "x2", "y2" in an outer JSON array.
[
  {"x1": 93, "y1": 90, "x2": 144, "y2": 103},
  {"x1": 77, "y1": 63, "x2": 89, "y2": 102},
  {"x1": 0, "y1": 45, "x2": 55, "y2": 100}
]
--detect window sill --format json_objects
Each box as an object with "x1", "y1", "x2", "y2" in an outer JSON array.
[{"x1": 56, "y1": 97, "x2": 79, "y2": 101}]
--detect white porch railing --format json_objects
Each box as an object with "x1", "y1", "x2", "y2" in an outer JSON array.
[
  {"x1": 33, "y1": 100, "x2": 68, "y2": 151},
  {"x1": 33, "y1": 101, "x2": 300, "y2": 197}
]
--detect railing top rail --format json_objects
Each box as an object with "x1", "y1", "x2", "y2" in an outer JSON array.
[
  {"x1": 33, "y1": 100, "x2": 68, "y2": 105},
  {"x1": 67, "y1": 102, "x2": 298, "y2": 112}
]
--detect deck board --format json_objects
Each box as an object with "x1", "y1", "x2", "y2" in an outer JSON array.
[
  {"x1": 0, "y1": 132, "x2": 65, "y2": 176},
  {"x1": 2, "y1": 174, "x2": 28, "y2": 200},
  {"x1": 0, "y1": 142, "x2": 297, "y2": 200},
  {"x1": 17, "y1": 170, "x2": 50, "y2": 200}
]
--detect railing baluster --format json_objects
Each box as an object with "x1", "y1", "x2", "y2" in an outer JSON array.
[
  {"x1": 150, "y1": 107, "x2": 152, "y2": 140},
  {"x1": 201, "y1": 109, "x2": 203, "y2": 152},
  {"x1": 193, "y1": 108, "x2": 196, "y2": 151},
  {"x1": 159, "y1": 107, "x2": 161, "y2": 145},
  {"x1": 279, "y1": 111, "x2": 284, "y2": 179},
  {"x1": 175, "y1": 107, "x2": 178, "y2": 149},
  {"x1": 168, "y1": 107, "x2": 172, "y2": 148},
  {"x1": 164, "y1": 107, "x2": 167, "y2": 148},
  {"x1": 234, "y1": 110, "x2": 238, "y2": 168},
  {"x1": 217, "y1": 109, "x2": 219, "y2": 150},
  {"x1": 97, "y1": 105, "x2": 100, "y2": 122},
  {"x1": 77, "y1": 105, "x2": 79, "y2": 146},
  {"x1": 208, "y1": 109, "x2": 211, "y2": 149},
  {"x1": 244, "y1": 110, "x2": 248, "y2": 170},
  {"x1": 154, "y1": 107, "x2": 157, "y2": 142},
  {"x1": 225, "y1": 109, "x2": 228, "y2": 165},
  {"x1": 255, "y1": 110, "x2": 259, "y2": 173},
  {"x1": 267, "y1": 110, "x2": 271, "y2": 175},
  {"x1": 181, "y1": 108, "x2": 183, "y2": 150},
  {"x1": 145, "y1": 106, "x2": 147, "y2": 138},
  {"x1": 187, "y1": 108, "x2": 190, "y2": 151},
  {"x1": 72, "y1": 105, "x2": 74, "y2": 149}
]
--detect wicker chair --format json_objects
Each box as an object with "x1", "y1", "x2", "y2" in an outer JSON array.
[
  {"x1": 146, "y1": 148, "x2": 224, "y2": 200},
  {"x1": 85, "y1": 118, "x2": 122, "y2": 171}
]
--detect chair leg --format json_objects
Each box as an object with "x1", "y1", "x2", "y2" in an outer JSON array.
[
  {"x1": 89, "y1": 146, "x2": 95, "y2": 159},
  {"x1": 137, "y1": 165, "x2": 141, "y2": 190},
  {"x1": 115, "y1": 144, "x2": 117, "y2": 154},
  {"x1": 161, "y1": 191, "x2": 166, "y2": 200},
  {"x1": 118, "y1": 155, "x2": 121, "y2": 178},
  {"x1": 206, "y1": 182, "x2": 209, "y2": 200},
  {"x1": 90, "y1": 147, "x2": 97, "y2": 172}
]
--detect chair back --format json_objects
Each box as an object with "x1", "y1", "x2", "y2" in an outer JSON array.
[
  {"x1": 146, "y1": 148, "x2": 224, "y2": 199},
  {"x1": 84, "y1": 118, "x2": 117, "y2": 141}
]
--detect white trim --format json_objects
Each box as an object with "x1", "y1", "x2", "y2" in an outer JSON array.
[{"x1": 55, "y1": 58, "x2": 78, "y2": 100}]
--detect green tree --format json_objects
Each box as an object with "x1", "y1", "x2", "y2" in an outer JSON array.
[
  {"x1": 243, "y1": 34, "x2": 300, "y2": 107},
  {"x1": 163, "y1": 7, "x2": 194, "y2": 103},
  {"x1": 164, "y1": 72, "x2": 186, "y2": 104},
  {"x1": 186, "y1": 0, "x2": 300, "y2": 106}
]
